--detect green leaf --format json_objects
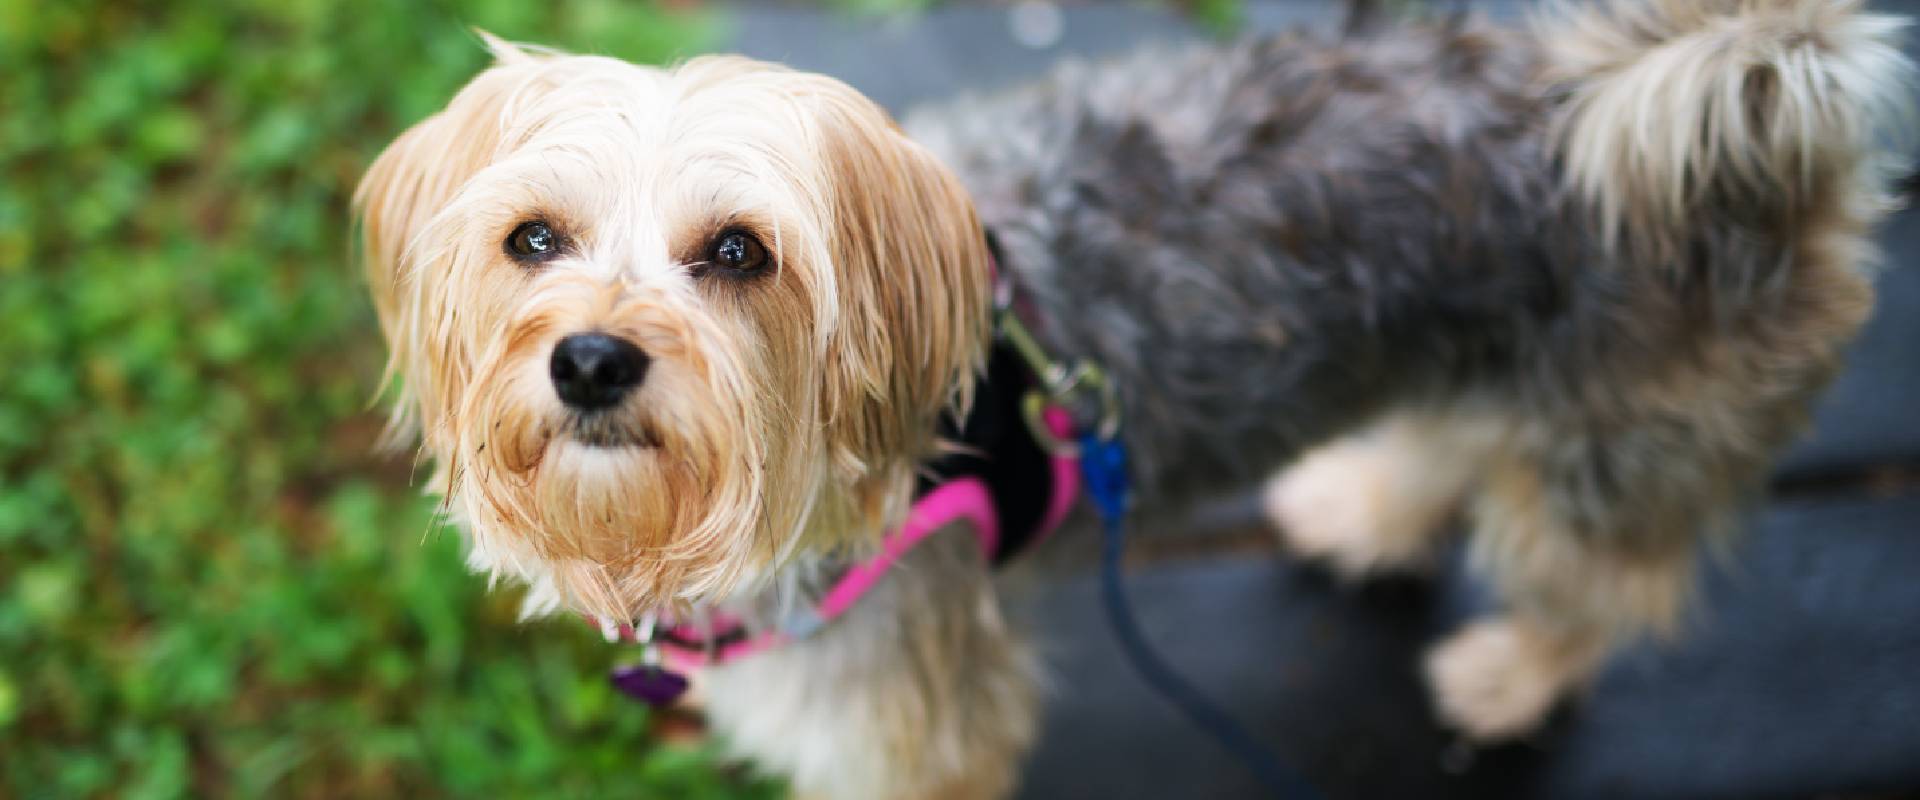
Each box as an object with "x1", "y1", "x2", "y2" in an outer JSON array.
[
  {"x1": 15, "y1": 560, "x2": 79, "y2": 626},
  {"x1": 0, "y1": 669, "x2": 17, "y2": 728},
  {"x1": 133, "y1": 106, "x2": 206, "y2": 162}
]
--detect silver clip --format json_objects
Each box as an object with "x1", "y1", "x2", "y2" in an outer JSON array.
[{"x1": 998, "y1": 309, "x2": 1122, "y2": 456}]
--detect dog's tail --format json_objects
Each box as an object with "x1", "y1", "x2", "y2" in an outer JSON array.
[{"x1": 1539, "y1": 0, "x2": 1913, "y2": 247}]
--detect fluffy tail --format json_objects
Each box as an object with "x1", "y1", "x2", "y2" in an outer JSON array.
[{"x1": 1538, "y1": 0, "x2": 1914, "y2": 243}]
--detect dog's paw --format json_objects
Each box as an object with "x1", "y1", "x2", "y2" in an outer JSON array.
[
  {"x1": 1263, "y1": 440, "x2": 1430, "y2": 577},
  {"x1": 1424, "y1": 620, "x2": 1567, "y2": 741}
]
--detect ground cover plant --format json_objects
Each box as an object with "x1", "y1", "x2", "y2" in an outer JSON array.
[{"x1": 0, "y1": 0, "x2": 777, "y2": 795}]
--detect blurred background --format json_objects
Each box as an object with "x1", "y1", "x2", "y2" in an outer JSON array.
[{"x1": 6, "y1": 0, "x2": 1919, "y2": 798}]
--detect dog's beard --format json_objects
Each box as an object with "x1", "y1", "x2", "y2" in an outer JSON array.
[{"x1": 439, "y1": 279, "x2": 798, "y2": 621}]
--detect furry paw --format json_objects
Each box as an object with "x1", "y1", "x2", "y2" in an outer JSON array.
[
  {"x1": 1424, "y1": 620, "x2": 1570, "y2": 741},
  {"x1": 1263, "y1": 439, "x2": 1436, "y2": 577}
]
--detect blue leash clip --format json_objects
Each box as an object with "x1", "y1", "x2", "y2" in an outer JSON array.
[{"x1": 1077, "y1": 432, "x2": 1131, "y2": 521}]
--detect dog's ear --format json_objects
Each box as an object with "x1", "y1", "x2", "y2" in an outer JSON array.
[
  {"x1": 803, "y1": 79, "x2": 993, "y2": 523},
  {"x1": 473, "y1": 29, "x2": 537, "y2": 65},
  {"x1": 354, "y1": 49, "x2": 531, "y2": 448}
]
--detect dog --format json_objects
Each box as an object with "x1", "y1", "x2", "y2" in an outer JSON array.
[{"x1": 355, "y1": 1, "x2": 1912, "y2": 795}]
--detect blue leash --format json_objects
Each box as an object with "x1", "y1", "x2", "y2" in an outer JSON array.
[{"x1": 1079, "y1": 433, "x2": 1322, "y2": 799}]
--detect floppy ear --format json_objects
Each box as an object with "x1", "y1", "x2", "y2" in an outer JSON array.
[
  {"x1": 353, "y1": 38, "x2": 534, "y2": 448},
  {"x1": 800, "y1": 77, "x2": 994, "y2": 522}
]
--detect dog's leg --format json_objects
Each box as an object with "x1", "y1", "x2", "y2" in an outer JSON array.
[
  {"x1": 1264, "y1": 411, "x2": 1504, "y2": 578},
  {"x1": 1425, "y1": 614, "x2": 1613, "y2": 742},
  {"x1": 701, "y1": 528, "x2": 1039, "y2": 800},
  {"x1": 1427, "y1": 446, "x2": 1701, "y2": 740},
  {"x1": 1430, "y1": 221, "x2": 1875, "y2": 740}
]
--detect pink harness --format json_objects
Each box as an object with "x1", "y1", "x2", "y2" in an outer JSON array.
[{"x1": 597, "y1": 406, "x2": 1080, "y2": 677}]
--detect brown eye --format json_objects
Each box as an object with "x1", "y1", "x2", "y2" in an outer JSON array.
[
  {"x1": 507, "y1": 221, "x2": 558, "y2": 260},
  {"x1": 708, "y1": 229, "x2": 769, "y2": 273}
]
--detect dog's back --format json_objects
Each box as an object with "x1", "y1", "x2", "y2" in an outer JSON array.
[
  {"x1": 910, "y1": 17, "x2": 1567, "y2": 491},
  {"x1": 910, "y1": 0, "x2": 1911, "y2": 502}
]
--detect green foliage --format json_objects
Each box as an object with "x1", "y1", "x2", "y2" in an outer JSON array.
[
  {"x1": 825, "y1": 0, "x2": 936, "y2": 18},
  {"x1": 0, "y1": 0, "x2": 773, "y2": 796},
  {"x1": 1185, "y1": 0, "x2": 1247, "y2": 36}
]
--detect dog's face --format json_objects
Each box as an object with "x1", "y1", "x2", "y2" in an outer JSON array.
[{"x1": 356, "y1": 39, "x2": 990, "y2": 620}]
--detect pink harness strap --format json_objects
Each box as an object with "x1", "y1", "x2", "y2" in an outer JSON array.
[
  {"x1": 630, "y1": 406, "x2": 1080, "y2": 669},
  {"x1": 819, "y1": 477, "x2": 999, "y2": 618},
  {"x1": 1035, "y1": 406, "x2": 1081, "y2": 538}
]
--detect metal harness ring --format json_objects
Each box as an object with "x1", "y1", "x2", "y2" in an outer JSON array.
[
  {"x1": 1020, "y1": 359, "x2": 1120, "y2": 457},
  {"x1": 997, "y1": 306, "x2": 1122, "y2": 457}
]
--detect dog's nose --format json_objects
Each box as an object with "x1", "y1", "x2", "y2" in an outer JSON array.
[{"x1": 550, "y1": 333, "x2": 649, "y2": 411}]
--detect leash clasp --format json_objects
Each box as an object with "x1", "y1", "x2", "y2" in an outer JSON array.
[{"x1": 998, "y1": 308, "x2": 1121, "y2": 456}]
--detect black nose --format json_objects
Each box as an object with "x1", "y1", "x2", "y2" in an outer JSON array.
[{"x1": 550, "y1": 333, "x2": 649, "y2": 411}]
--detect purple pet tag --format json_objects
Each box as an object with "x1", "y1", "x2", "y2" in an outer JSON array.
[
  {"x1": 611, "y1": 663, "x2": 689, "y2": 707},
  {"x1": 607, "y1": 613, "x2": 693, "y2": 707}
]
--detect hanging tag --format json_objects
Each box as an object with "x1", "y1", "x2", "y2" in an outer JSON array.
[
  {"x1": 609, "y1": 662, "x2": 689, "y2": 707},
  {"x1": 608, "y1": 613, "x2": 690, "y2": 707}
]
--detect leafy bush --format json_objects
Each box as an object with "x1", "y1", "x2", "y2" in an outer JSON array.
[{"x1": 0, "y1": 0, "x2": 773, "y2": 796}]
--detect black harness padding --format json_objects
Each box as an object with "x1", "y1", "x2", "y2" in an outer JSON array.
[{"x1": 916, "y1": 339, "x2": 1059, "y2": 565}]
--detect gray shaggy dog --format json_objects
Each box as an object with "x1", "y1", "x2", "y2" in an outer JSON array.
[
  {"x1": 906, "y1": 0, "x2": 1911, "y2": 749},
  {"x1": 357, "y1": 0, "x2": 1913, "y2": 795}
]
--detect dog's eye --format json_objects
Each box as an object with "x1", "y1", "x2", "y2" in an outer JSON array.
[
  {"x1": 507, "y1": 221, "x2": 559, "y2": 260},
  {"x1": 709, "y1": 230, "x2": 769, "y2": 273}
]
